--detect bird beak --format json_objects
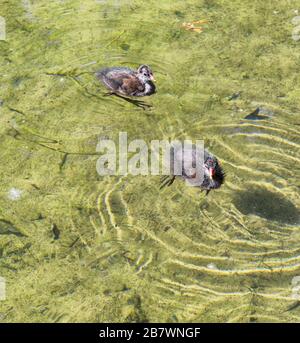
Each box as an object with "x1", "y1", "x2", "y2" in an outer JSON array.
[
  {"x1": 150, "y1": 74, "x2": 156, "y2": 81},
  {"x1": 209, "y1": 168, "x2": 215, "y2": 179}
]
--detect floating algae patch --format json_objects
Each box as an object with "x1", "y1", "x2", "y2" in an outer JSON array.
[{"x1": 1, "y1": 0, "x2": 300, "y2": 323}]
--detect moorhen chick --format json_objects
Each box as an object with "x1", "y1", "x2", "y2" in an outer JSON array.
[
  {"x1": 96, "y1": 65, "x2": 156, "y2": 97},
  {"x1": 160, "y1": 144, "x2": 225, "y2": 194}
]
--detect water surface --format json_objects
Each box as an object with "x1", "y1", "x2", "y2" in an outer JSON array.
[{"x1": 0, "y1": 0, "x2": 300, "y2": 322}]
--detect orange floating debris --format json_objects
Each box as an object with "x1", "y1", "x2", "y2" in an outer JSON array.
[
  {"x1": 182, "y1": 19, "x2": 209, "y2": 33},
  {"x1": 191, "y1": 27, "x2": 203, "y2": 33}
]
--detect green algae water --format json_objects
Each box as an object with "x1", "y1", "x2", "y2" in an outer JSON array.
[{"x1": 0, "y1": 0, "x2": 300, "y2": 323}]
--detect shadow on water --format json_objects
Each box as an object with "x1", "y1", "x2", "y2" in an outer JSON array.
[{"x1": 234, "y1": 187, "x2": 300, "y2": 225}]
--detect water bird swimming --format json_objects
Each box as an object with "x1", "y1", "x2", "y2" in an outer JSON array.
[
  {"x1": 96, "y1": 65, "x2": 156, "y2": 97},
  {"x1": 160, "y1": 145, "x2": 225, "y2": 195}
]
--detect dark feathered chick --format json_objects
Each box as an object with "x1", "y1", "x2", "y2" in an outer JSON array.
[{"x1": 161, "y1": 145, "x2": 225, "y2": 194}]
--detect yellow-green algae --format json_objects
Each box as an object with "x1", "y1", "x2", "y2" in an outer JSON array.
[{"x1": 0, "y1": 0, "x2": 300, "y2": 322}]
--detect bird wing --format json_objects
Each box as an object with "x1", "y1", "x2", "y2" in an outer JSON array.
[
  {"x1": 96, "y1": 67, "x2": 135, "y2": 91},
  {"x1": 122, "y1": 77, "x2": 145, "y2": 95}
]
